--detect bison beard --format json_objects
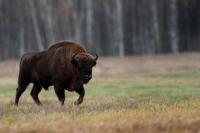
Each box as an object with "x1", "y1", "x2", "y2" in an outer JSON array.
[{"x1": 15, "y1": 40, "x2": 98, "y2": 106}]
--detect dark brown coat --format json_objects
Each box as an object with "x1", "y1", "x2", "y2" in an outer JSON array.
[{"x1": 15, "y1": 40, "x2": 98, "y2": 106}]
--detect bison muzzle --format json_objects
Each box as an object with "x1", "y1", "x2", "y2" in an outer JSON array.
[{"x1": 15, "y1": 40, "x2": 98, "y2": 106}]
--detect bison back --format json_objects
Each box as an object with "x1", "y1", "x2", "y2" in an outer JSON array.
[{"x1": 48, "y1": 40, "x2": 86, "y2": 54}]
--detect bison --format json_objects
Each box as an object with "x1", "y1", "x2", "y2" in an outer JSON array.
[{"x1": 15, "y1": 40, "x2": 98, "y2": 106}]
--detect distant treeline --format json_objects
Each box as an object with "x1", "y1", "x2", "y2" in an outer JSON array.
[{"x1": 0, "y1": 0, "x2": 200, "y2": 59}]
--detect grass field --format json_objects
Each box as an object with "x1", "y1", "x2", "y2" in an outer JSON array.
[{"x1": 0, "y1": 54, "x2": 200, "y2": 133}]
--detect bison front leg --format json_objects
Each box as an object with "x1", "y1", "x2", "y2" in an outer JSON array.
[
  {"x1": 31, "y1": 83, "x2": 42, "y2": 105},
  {"x1": 74, "y1": 86, "x2": 85, "y2": 105},
  {"x1": 54, "y1": 84, "x2": 65, "y2": 106},
  {"x1": 55, "y1": 89, "x2": 65, "y2": 106}
]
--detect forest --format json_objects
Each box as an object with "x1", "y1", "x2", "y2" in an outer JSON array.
[{"x1": 0, "y1": 0, "x2": 200, "y2": 59}]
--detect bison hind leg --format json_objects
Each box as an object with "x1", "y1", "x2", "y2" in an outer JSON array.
[
  {"x1": 31, "y1": 83, "x2": 42, "y2": 105},
  {"x1": 15, "y1": 81, "x2": 29, "y2": 106}
]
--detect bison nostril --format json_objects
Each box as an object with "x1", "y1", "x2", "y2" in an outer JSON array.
[
  {"x1": 85, "y1": 74, "x2": 91, "y2": 78},
  {"x1": 82, "y1": 70, "x2": 92, "y2": 79}
]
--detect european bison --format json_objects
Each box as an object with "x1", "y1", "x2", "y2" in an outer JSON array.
[{"x1": 15, "y1": 40, "x2": 98, "y2": 106}]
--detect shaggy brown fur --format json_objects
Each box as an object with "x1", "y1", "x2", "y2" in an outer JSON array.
[{"x1": 15, "y1": 40, "x2": 98, "y2": 106}]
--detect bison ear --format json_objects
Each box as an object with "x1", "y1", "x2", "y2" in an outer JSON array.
[{"x1": 71, "y1": 53, "x2": 78, "y2": 66}]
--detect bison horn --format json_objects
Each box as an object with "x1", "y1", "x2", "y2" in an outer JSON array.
[{"x1": 93, "y1": 53, "x2": 98, "y2": 61}]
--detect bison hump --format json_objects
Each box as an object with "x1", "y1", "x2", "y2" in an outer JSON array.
[{"x1": 48, "y1": 40, "x2": 85, "y2": 51}]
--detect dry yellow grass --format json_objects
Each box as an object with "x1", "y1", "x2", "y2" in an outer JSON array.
[{"x1": 0, "y1": 100, "x2": 200, "y2": 133}]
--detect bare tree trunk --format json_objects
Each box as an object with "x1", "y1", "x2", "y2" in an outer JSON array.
[
  {"x1": 86, "y1": 0, "x2": 93, "y2": 51},
  {"x1": 169, "y1": 0, "x2": 179, "y2": 53},
  {"x1": 151, "y1": 0, "x2": 160, "y2": 53},
  {"x1": 28, "y1": 0, "x2": 44, "y2": 50},
  {"x1": 0, "y1": 0, "x2": 3, "y2": 6},
  {"x1": 68, "y1": 0, "x2": 81, "y2": 41},
  {"x1": 19, "y1": 26, "x2": 25, "y2": 56},
  {"x1": 132, "y1": 0, "x2": 139, "y2": 54},
  {"x1": 116, "y1": 0, "x2": 124, "y2": 57},
  {"x1": 19, "y1": 12, "x2": 25, "y2": 56},
  {"x1": 44, "y1": 1, "x2": 55, "y2": 45}
]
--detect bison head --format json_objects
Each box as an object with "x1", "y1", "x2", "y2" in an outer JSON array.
[{"x1": 71, "y1": 52, "x2": 98, "y2": 84}]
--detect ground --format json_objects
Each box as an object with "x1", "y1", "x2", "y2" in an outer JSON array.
[{"x1": 0, "y1": 53, "x2": 200, "y2": 133}]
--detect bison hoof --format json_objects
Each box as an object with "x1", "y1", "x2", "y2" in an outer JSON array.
[
  {"x1": 74, "y1": 100, "x2": 81, "y2": 105},
  {"x1": 37, "y1": 103, "x2": 42, "y2": 106}
]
